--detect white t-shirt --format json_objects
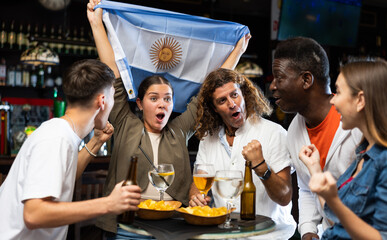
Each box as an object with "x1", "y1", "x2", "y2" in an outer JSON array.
[
  {"x1": 141, "y1": 132, "x2": 173, "y2": 200},
  {"x1": 0, "y1": 118, "x2": 81, "y2": 240},
  {"x1": 196, "y1": 117, "x2": 296, "y2": 235}
]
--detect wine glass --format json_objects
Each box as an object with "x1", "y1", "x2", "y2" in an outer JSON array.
[
  {"x1": 214, "y1": 170, "x2": 244, "y2": 229},
  {"x1": 193, "y1": 163, "x2": 215, "y2": 198},
  {"x1": 148, "y1": 164, "x2": 175, "y2": 201}
]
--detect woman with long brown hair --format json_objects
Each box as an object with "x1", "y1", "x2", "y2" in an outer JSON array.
[{"x1": 299, "y1": 59, "x2": 387, "y2": 239}]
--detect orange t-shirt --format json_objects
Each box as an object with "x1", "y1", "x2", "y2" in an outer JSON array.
[{"x1": 307, "y1": 105, "x2": 341, "y2": 170}]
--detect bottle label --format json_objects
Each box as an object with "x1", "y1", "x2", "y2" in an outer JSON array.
[
  {"x1": 17, "y1": 33, "x2": 25, "y2": 46},
  {"x1": 0, "y1": 31, "x2": 7, "y2": 45},
  {"x1": 0, "y1": 65, "x2": 6, "y2": 78},
  {"x1": 7, "y1": 71, "x2": 15, "y2": 86},
  {"x1": 30, "y1": 75, "x2": 37, "y2": 87},
  {"x1": 15, "y1": 71, "x2": 22, "y2": 86},
  {"x1": 8, "y1": 32, "x2": 16, "y2": 45}
]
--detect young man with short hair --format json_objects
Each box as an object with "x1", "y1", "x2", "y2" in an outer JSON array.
[{"x1": 0, "y1": 59, "x2": 141, "y2": 240}]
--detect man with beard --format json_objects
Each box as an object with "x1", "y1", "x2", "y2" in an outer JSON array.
[
  {"x1": 189, "y1": 68, "x2": 296, "y2": 239},
  {"x1": 270, "y1": 37, "x2": 362, "y2": 240}
]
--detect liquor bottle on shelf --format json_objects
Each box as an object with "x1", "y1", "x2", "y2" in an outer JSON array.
[
  {"x1": 48, "y1": 24, "x2": 56, "y2": 51},
  {"x1": 45, "y1": 66, "x2": 54, "y2": 87},
  {"x1": 79, "y1": 27, "x2": 87, "y2": 55},
  {"x1": 0, "y1": 98, "x2": 11, "y2": 156},
  {"x1": 87, "y1": 29, "x2": 96, "y2": 56},
  {"x1": 71, "y1": 27, "x2": 79, "y2": 55},
  {"x1": 0, "y1": 58, "x2": 6, "y2": 86},
  {"x1": 53, "y1": 87, "x2": 65, "y2": 117},
  {"x1": 22, "y1": 64, "x2": 30, "y2": 87},
  {"x1": 41, "y1": 24, "x2": 48, "y2": 48},
  {"x1": 54, "y1": 74, "x2": 62, "y2": 87},
  {"x1": 30, "y1": 65, "x2": 38, "y2": 88},
  {"x1": 7, "y1": 65, "x2": 15, "y2": 86},
  {"x1": 64, "y1": 27, "x2": 71, "y2": 54},
  {"x1": 41, "y1": 24, "x2": 47, "y2": 38},
  {"x1": 37, "y1": 64, "x2": 45, "y2": 88},
  {"x1": 17, "y1": 22, "x2": 26, "y2": 51},
  {"x1": 25, "y1": 23, "x2": 31, "y2": 49},
  {"x1": 56, "y1": 25, "x2": 64, "y2": 54},
  {"x1": 0, "y1": 20, "x2": 7, "y2": 49},
  {"x1": 119, "y1": 156, "x2": 138, "y2": 224},
  {"x1": 240, "y1": 160, "x2": 256, "y2": 220},
  {"x1": 15, "y1": 64, "x2": 22, "y2": 86},
  {"x1": 8, "y1": 20, "x2": 16, "y2": 49},
  {"x1": 31, "y1": 23, "x2": 40, "y2": 47}
]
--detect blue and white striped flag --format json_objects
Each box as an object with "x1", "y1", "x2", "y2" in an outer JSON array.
[{"x1": 96, "y1": 0, "x2": 249, "y2": 112}]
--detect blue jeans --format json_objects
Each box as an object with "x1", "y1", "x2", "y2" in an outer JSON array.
[{"x1": 106, "y1": 226, "x2": 155, "y2": 240}]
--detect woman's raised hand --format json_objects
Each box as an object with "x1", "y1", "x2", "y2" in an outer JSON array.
[
  {"x1": 309, "y1": 171, "x2": 339, "y2": 203},
  {"x1": 87, "y1": 0, "x2": 103, "y2": 27},
  {"x1": 299, "y1": 144, "x2": 322, "y2": 176}
]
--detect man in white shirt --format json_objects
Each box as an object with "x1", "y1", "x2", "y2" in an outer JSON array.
[
  {"x1": 0, "y1": 59, "x2": 141, "y2": 240},
  {"x1": 270, "y1": 37, "x2": 361, "y2": 240},
  {"x1": 189, "y1": 68, "x2": 296, "y2": 238}
]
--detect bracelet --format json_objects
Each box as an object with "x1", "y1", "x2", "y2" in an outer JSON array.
[
  {"x1": 252, "y1": 159, "x2": 265, "y2": 169},
  {"x1": 84, "y1": 144, "x2": 97, "y2": 157}
]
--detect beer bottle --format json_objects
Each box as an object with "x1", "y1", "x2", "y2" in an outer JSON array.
[
  {"x1": 119, "y1": 156, "x2": 138, "y2": 224},
  {"x1": 240, "y1": 160, "x2": 256, "y2": 220}
]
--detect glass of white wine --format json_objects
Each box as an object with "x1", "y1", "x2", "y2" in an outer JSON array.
[
  {"x1": 148, "y1": 164, "x2": 175, "y2": 201},
  {"x1": 193, "y1": 163, "x2": 215, "y2": 198},
  {"x1": 214, "y1": 170, "x2": 244, "y2": 229}
]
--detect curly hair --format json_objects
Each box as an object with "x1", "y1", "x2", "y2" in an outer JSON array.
[{"x1": 195, "y1": 68, "x2": 272, "y2": 140}]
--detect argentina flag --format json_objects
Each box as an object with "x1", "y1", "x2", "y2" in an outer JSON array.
[{"x1": 96, "y1": 0, "x2": 250, "y2": 112}]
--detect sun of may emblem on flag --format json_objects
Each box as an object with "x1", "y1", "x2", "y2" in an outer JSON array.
[
  {"x1": 150, "y1": 37, "x2": 182, "y2": 70},
  {"x1": 97, "y1": 0, "x2": 250, "y2": 112}
]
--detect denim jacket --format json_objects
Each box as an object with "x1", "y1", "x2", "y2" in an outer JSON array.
[{"x1": 322, "y1": 141, "x2": 387, "y2": 240}]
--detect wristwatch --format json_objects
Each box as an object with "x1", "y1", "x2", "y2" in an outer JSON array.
[{"x1": 258, "y1": 165, "x2": 271, "y2": 180}]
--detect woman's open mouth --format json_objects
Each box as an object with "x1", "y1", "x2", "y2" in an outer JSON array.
[{"x1": 156, "y1": 113, "x2": 165, "y2": 122}]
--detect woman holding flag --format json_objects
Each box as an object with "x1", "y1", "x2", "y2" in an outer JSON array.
[{"x1": 87, "y1": 0, "x2": 250, "y2": 238}]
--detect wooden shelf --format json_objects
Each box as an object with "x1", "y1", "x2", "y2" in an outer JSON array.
[{"x1": 0, "y1": 86, "x2": 64, "y2": 99}]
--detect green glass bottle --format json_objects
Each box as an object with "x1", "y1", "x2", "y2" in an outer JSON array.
[{"x1": 53, "y1": 87, "x2": 65, "y2": 117}]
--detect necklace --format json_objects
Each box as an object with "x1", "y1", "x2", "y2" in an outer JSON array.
[
  {"x1": 225, "y1": 127, "x2": 235, "y2": 137},
  {"x1": 64, "y1": 114, "x2": 77, "y2": 134}
]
